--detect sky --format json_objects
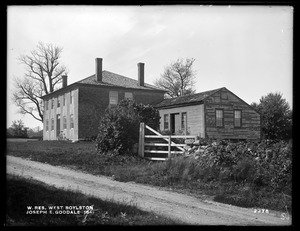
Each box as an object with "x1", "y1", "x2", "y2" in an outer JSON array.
[{"x1": 7, "y1": 5, "x2": 293, "y2": 129}]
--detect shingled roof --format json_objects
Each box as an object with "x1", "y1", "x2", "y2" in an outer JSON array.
[
  {"x1": 41, "y1": 70, "x2": 165, "y2": 99},
  {"x1": 78, "y1": 70, "x2": 164, "y2": 91},
  {"x1": 155, "y1": 87, "x2": 224, "y2": 108}
]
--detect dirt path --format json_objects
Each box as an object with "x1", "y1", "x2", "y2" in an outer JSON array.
[{"x1": 7, "y1": 155, "x2": 291, "y2": 225}]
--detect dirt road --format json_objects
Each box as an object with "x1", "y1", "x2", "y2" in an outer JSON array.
[{"x1": 7, "y1": 155, "x2": 291, "y2": 225}]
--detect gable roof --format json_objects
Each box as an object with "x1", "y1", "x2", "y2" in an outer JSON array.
[
  {"x1": 41, "y1": 70, "x2": 165, "y2": 98},
  {"x1": 155, "y1": 87, "x2": 224, "y2": 108}
]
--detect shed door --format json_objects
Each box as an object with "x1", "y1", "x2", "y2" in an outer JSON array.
[{"x1": 170, "y1": 113, "x2": 180, "y2": 134}]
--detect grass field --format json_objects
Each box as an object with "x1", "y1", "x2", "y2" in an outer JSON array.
[
  {"x1": 6, "y1": 175, "x2": 182, "y2": 226},
  {"x1": 6, "y1": 140, "x2": 292, "y2": 213}
]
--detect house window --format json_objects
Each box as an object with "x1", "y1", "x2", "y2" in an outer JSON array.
[
  {"x1": 63, "y1": 94, "x2": 66, "y2": 106},
  {"x1": 70, "y1": 91, "x2": 73, "y2": 104},
  {"x1": 46, "y1": 119, "x2": 49, "y2": 131},
  {"x1": 63, "y1": 116, "x2": 67, "y2": 129},
  {"x1": 45, "y1": 100, "x2": 48, "y2": 111},
  {"x1": 125, "y1": 92, "x2": 133, "y2": 101},
  {"x1": 70, "y1": 114, "x2": 74, "y2": 129},
  {"x1": 181, "y1": 112, "x2": 187, "y2": 132},
  {"x1": 216, "y1": 109, "x2": 224, "y2": 127},
  {"x1": 51, "y1": 99, "x2": 54, "y2": 109},
  {"x1": 57, "y1": 96, "x2": 60, "y2": 107},
  {"x1": 164, "y1": 114, "x2": 169, "y2": 130},
  {"x1": 234, "y1": 110, "x2": 242, "y2": 127},
  {"x1": 51, "y1": 118, "x2": 54, "y2": 131},
  {"x1": 109, "y1": 91, "x2": 118, "y2": 105}
]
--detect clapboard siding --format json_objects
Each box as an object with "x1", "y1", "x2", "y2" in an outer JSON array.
[
  {"x1": 158, "y1": 104, "x2": 205, "y2": 137},
  {"x1": 204, "y1": 88, "x2": 261, "y2": 140}
]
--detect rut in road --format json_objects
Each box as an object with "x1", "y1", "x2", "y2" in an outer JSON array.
[{"x1": 7, "y1": 155, "x2": 290, "y2": 226}]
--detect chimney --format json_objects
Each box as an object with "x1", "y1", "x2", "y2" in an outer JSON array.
[
  {"x1": 95, "y1": 58, "x2": 103, "y2": 82},
  {"x1": 62, "y1": 75, "x2": 68, "y2": 88},
  {"x1": 138, "y1": 62, "x2": 144, "y2": 87}
]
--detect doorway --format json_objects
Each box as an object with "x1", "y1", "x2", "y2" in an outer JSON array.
[
  {"x1": 170, "y1": 113, "x2": 180, "y2": 134},
  {"x1": 56, "y1": 114, "x2": 60, "y2": 137}
]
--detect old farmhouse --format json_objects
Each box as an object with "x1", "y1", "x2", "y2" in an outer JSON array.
[
  {"x1": 41, "y1": 58, "x2": 166, "y2": 141},
  {"x1": 42, "y1": 58, "x2": 261, "y2": 141},
  {"x1": 155, "y1": 87, "x2": 261, "y2": 141}
]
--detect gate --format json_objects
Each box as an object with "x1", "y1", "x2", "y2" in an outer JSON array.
[{"x1": 138, "y1": 123, "x2": 197, "y2": 161}]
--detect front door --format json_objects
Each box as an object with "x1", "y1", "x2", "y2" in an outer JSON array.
[{"x1": 56, "y1": 114, "x2": 60, "y2": 138}]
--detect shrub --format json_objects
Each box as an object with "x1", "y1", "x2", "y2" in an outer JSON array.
[
  {"x1": 96, "y1": 100, "x2": 160, "y2": 155},
  {"x1": 186, "y1": 139, "x2": 292, "y2": 192}
]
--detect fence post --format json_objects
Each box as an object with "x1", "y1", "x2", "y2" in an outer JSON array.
[
  {"x1": 138, "y1": 123, "x2": 145, "y2": 157},
  {"x1": 168, "y1": 135, "x2": 171, "y2": 159}
]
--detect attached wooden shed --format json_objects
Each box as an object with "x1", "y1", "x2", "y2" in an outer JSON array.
[{"x1": 155, "y1": 87, "x2": 261, "y2": 141}]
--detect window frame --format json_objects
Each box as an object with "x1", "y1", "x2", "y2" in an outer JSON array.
[
  {"x1": 109, "y1": 91, "x2": 118, "y2": 105},
  {"x1": 215, "y1": 109, "x2": 224, "y2": 128},
  {"x1": 51, "y1": 118, "x2": 54, "y2": 131},
  {"x1": 51, "y1": 99, "x2": 54, "y2": 109},
  {"x1": 164, "y1": 114, "x2": 169, "y2": 130},
  {"x1": 70, "y1": 114, "x2": 74, "y2": 129},
  {"x1": 181, "y1": 112, "x2": 187, "y2": 132},
  {"x1": 70, "y1": 91, "x2": 73, "y2": 104},
  {"x1": 57, "y1": 96, "x2": 61, "y2": 107},
  {"x1": 124, "y1": 92, "x2": 133, "y2": 101},
  {"x1": 63, "y1": 116, "x2": 67, "y2": 129},
  {"x1": 63, "y1": 94, "x2": 66, "y2": 106},
  {"x1": 46, "y1": 119, "x2": 49, "y2": 131},
  {"x1": 45, "y1": 100, "x2": 48, "y2": 111},
  {"x1": 234, "y1": 110, "x2": 242, "y2": 128}
]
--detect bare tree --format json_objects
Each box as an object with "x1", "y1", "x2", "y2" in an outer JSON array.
[
  {"x1": 12, "y1": 42, "x2": 68, "y2": 122},
  {"x1": 154, "y1": 58, "x2": 196, "y2": 98}
]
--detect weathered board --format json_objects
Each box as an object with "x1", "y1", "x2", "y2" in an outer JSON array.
[{"x1": 204, "y1": 88, "x2": 261, "y2": 140}]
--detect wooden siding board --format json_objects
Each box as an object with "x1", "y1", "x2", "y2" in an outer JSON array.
[
  {"x1": 204, "y1": 88, "x2": 261, "y2": 140},
  {"x1": 158, "y1": 104, "x2": 205, "y2": 137}
]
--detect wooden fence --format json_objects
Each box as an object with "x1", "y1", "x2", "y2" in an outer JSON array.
[{"x1": 138, "y1": 123, "x2": 197, "y2": 161}]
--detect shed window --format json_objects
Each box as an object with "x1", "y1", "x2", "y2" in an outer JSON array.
[
  {"x1": 164, "y1": 114, "x2": 169, "y2": 130},
  {"x1": 181, "y1": 112, "x2": 187, "y2": 132},
  {"x1": 109, "y1": 91, "x2": 118, "y2": 105},
  {"x1": 70, "y1": 114, "x2": 74, "y2": 129},
  {"x1": 125, "y1": 92, "x2": 133, "y2": 100},
  {"x1": 216, "y1": 109, "x2": 224, "y2": 127},
  {"x1": 234, "y1": 110, "x2": 242, "y2": 127}
]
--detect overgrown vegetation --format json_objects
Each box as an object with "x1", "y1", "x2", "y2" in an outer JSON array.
[
  {"x1": 96, "y1": 99, "x2": 160, "y2": 155},
  {"x1": 6, "y1": 175, "x2": 181, "y2": 226},
  {"x1": 6, "y1": 139, "x2": 292, "y2": 213}
]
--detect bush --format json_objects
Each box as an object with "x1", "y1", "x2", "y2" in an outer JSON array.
[
  {"x1": 186, "y1": 139, "x2": 292, "y2": 192},
  {"x1": 96, "y1": 100, "x2": 160, "y2": 155}
]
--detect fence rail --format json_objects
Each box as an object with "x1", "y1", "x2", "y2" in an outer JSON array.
[{"x1": 138, "y1": 123, "x2": 197, "y2": 161}]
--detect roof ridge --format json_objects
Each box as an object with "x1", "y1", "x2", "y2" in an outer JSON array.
[
  {"x1": 155, "y1": 87, "x2": 225, "y2": 108},
  {"x1": 163, "y1": 87, "x2": 224, "y2": 100}
]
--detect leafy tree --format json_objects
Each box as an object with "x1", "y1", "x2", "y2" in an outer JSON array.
[
  {"x1": 12, "y1": 42, "x2": 68, "y2": 122},
  {"x1": 251, "y1": 92, "x2": 292, "y2": 140},
  {"x1": 96, "y1": 99, "x2": 160, "y2": 155},
  {"x1": 8, "y1": 120, "x2": 29, "y2": 138},
  {"x1": 27, "y1": 127, "x2": 43, "y2": 139},
  {"x1": 154, "y1": 58, "x2": 196, "y2": 98}
]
